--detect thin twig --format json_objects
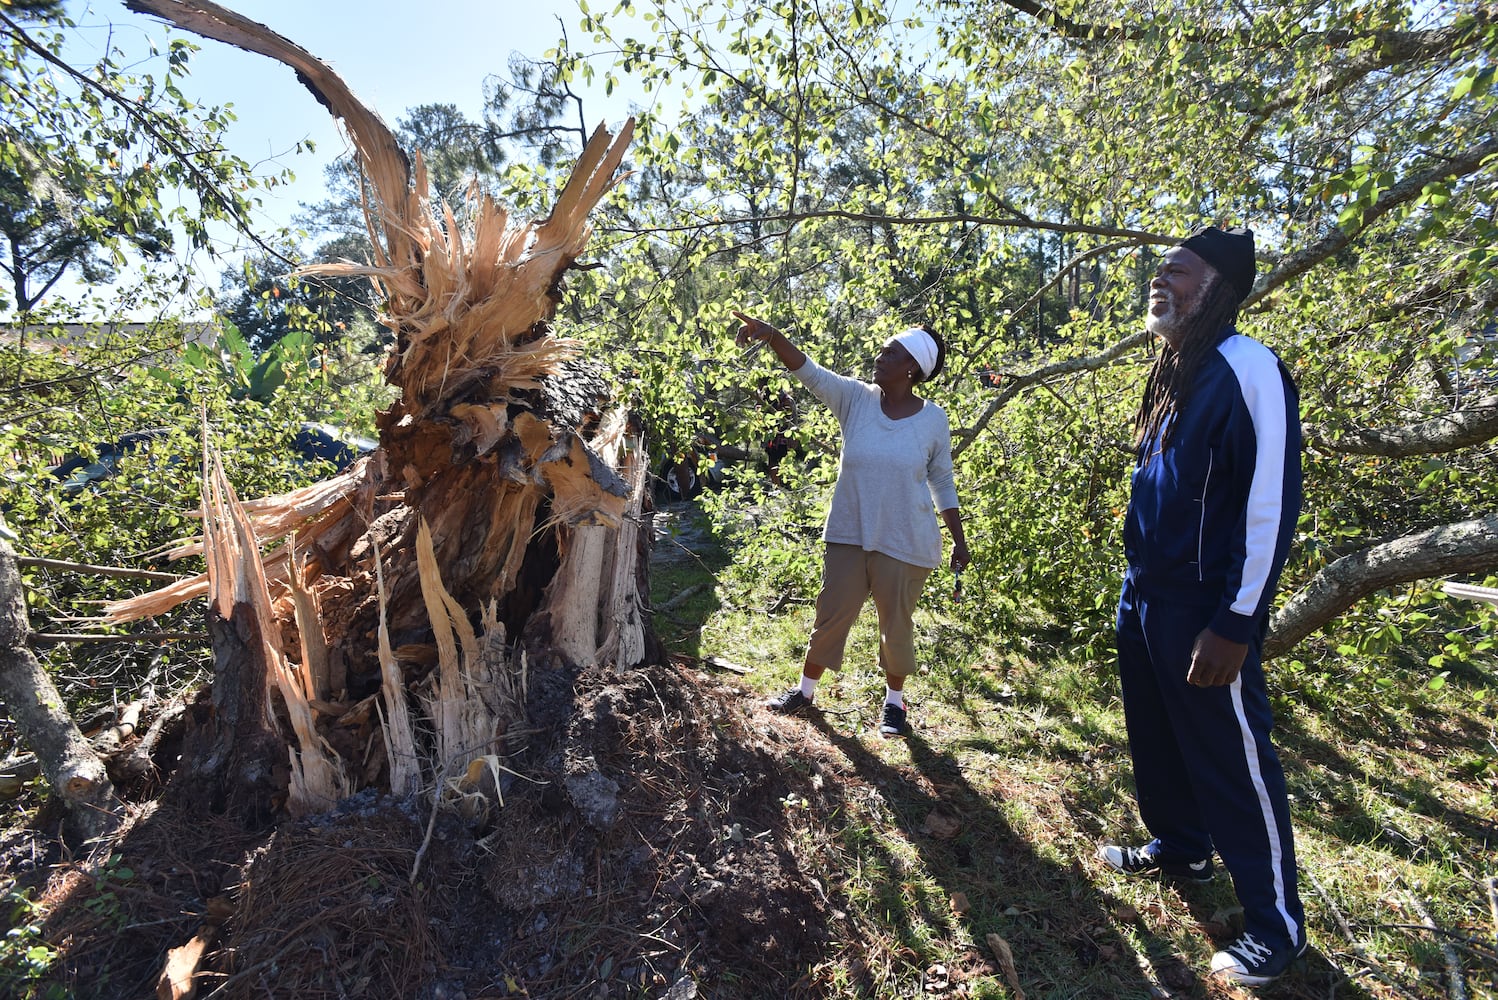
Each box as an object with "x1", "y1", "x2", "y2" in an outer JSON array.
[
  {"x1": 1487, "y1": 876, "x2": 1498, "y2": 951},
  {"x1": 1305, "y1": 867, "x2": 1362, "y2": 952},
  {"x1": 650, "y1": 521, "x2": 718, "y2": 576},
  {"x1": 1343, "y1": 958, "x2": 1427, "y2": 1000},
  {"x1": 1376, "y1": 924, "x2": 1498, "y2": 957},
  {"x1": 409, "y1": 776, "x2": 444, "y2": 885},
  {"x1": 28, "y1": 631, "x2": 208, "y2": 645},
  {"x1": 16, "y1": 556, "x2": 186, "y2": 582},
  {"x1": 1406, "y1": 888, "x2": 1468, "y2": 1000},
  {"x1": 641, "y1": 673, "x2": 669, "y2": 722}
]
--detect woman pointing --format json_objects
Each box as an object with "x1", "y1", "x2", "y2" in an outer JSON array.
[{"x1": 732, "y1": 311, "x2": 970, "y2": 738}]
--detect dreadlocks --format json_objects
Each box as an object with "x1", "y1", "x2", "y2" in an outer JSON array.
[{"x1": 1133, "y1": 273, "x2": 1245, "y2": 458}]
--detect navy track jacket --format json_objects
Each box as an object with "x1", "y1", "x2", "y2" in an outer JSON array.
[{"x1": 1124, "y1": 328, "x2": 1303, "y2": 644}]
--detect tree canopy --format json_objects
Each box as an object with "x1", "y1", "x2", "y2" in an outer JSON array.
[
  {"x1": 2, "y1": 0, "x2": 1495, "y2": 719},
  {"x1": 539, "y1": 0, "x2": 1498, "y2": 673},
  {"x1": 0, "y1": 1, "x2": 297, "y2": 319}
]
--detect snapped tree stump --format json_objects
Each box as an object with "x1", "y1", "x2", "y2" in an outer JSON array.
[{"x1": 111, "y1": 0, "x2": 656, "y2": 820}]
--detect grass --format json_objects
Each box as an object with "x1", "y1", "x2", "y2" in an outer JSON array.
[{"x1": 655, "y1": 495, "x2": 1498, "y2": 1000}]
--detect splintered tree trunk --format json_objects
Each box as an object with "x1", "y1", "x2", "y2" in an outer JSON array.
[{"x1": 111, "y1": 0, "x2": 655, "y2": 820}]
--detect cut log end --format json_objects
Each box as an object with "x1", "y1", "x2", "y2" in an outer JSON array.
[{"x1": 64, "y1": 774, "x2": 100, "y2": 797}]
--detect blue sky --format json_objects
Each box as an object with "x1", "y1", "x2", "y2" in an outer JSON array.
[{"x1": 69, "y1": 0, "x2": 644, "y2": 238}]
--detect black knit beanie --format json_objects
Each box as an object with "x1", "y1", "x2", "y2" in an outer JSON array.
[{"x1": 1178, "y1": 225, "x2": 1255, "y2": 302}]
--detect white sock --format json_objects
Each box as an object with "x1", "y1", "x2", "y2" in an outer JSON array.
[
  {"x1": 799, "y1": 674, "x2": 819, "y2": 700},
  {"x1": 885, "y1": 686, "x2": 904, "y2": 708}
]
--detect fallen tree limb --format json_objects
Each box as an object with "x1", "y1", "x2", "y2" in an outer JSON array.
[
  {"x1": 1378, "y1": 924, "x2": 1498, "y2": 958},
  {"x1": 113, "y1": 698, "x2": 188, "y2": 783},
  {"x1": 655, "y1": 582, "x2": 710, "y2": 614},
  {"x1": 1303, "y1": 396, "x2": 1498, "y2": 457},
  {"x1": 992, "y1": 0, "x2": 1492, "y2": 53},
  {"x1": 1266, "y1": 514, "x2": 1498, "y2": 659},
  {"x1": 0, "y1": 539, "x2": 120, "y2": 840},
  {"x1": 92, "y1": 700, "x2": 143, "y2": 756},
  {"x1": 3, "y1": 701, "x2": 142, "y2": 793},
  {"x1": 1341, "y1": 956, "x2": 1429, "y2": 1000},
  {"x1": 1264, "y1": 134, "x2": 1498, "y2": 299},
  {"x1": 1305, "y1": 867, "x2": 1362, "y2": 953},
  {"x1": 3, "y1": 697, "x2": 186, "y2": 792},
  {"x1": 0, "y1": 756, "x2": 39, "y2": 798}
]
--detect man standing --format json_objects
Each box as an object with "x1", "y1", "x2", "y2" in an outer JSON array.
[{"x1": 1097, "y1": 226, "x2": 1307, "y2": 985}]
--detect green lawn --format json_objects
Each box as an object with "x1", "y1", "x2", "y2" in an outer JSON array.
[{"x1": 654, "y1": 498, "x2": 1498, "y2": 1000}]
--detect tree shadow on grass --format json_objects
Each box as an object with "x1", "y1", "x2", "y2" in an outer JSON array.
[
  {"x1": 802, "y1": 709, "x2": 1185, "y2": 999},
  {"x1": 1271, "y1": 698, "x2": 1498, "y2": 859},
  {"x1": 940, "y1": 662, "x2": 1396, "y2": 1000},
  {"x1": 796, "y1": 665, "x2": 1385, "y2": 1000}
]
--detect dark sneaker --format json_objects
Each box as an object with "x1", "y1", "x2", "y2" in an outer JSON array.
[
  {"x1": 1210, "y1": 932, "x2": 1308, "y2": 985},
  {"x1": 768, "y1": 688, "x2": 813, "y2": 714},
  {"x1": 1095, "y1": 843, "x2": 1214, "y2": 882},
  {"x1": 879, "y1": 702, "x2": 911, "y2": 738}
]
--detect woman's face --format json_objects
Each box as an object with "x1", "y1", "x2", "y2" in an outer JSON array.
[{"x1": 873, "y1": 340, "x2": 918, "y2": 388}]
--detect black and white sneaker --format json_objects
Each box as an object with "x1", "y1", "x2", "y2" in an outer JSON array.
[
  {"x1": 1210, "y1": 932, "x2": 1308, "y2": 985},
  {"x1": 1095, "y1": 843, "x2": 1214, "y2": 882},
  {"x1": 767, "y1": 689, "x2": 813, "y2": 714},
  {"x1": 879, "y1": 702, "x2": 911, "y2": 738}
]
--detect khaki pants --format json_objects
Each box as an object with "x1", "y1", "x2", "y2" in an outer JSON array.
[{"x1": 806, "y1": 544, "x2": 932, "y2": 678}]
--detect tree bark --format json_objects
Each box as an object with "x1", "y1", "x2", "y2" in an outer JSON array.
[
  {"x1": 1266, "y1": 514, "x2": 1498, "y2": 659},
  {"x1": 1303, "y1": 395, "x2": 1498, "y2": 457},
  {"x1": 0, "y1": 539, "x2": 120, "y2": 841},
  {"x1": 164, "y1": 606, "x2": 285, "y2": 825}
]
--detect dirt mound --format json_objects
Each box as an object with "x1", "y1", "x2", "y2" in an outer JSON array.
[{"x1": 13, "y1": 660, "x2": 853, "y2": 999}]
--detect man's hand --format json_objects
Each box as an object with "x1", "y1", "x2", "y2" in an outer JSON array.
[{"x1": 1187, "y1": 628, "x2": 1249, "y2": 687}]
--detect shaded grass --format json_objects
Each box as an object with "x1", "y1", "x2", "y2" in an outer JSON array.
[
  {"x1": 663, "y1": 496, "x2": 1498, "y2": 1000},
  {"x1": 648, "y1": 500, "x2": 734, "y2": 654}
]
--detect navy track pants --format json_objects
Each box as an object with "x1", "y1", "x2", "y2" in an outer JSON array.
[{"x1": 1116, "y1": 580, "x2": 1305, "y2": 950}]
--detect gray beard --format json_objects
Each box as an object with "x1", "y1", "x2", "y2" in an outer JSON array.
[
  {"x1": 1146, "y1": 303, "x2": 1183, "y2": 339},
  {"x1": 1146, "y1": 276, "x2": 1215, "y2": 342}
]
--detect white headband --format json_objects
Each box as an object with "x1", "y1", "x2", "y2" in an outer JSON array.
[{"x1": 891, "y1": 328, "x2": 939, "y2": 379}]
